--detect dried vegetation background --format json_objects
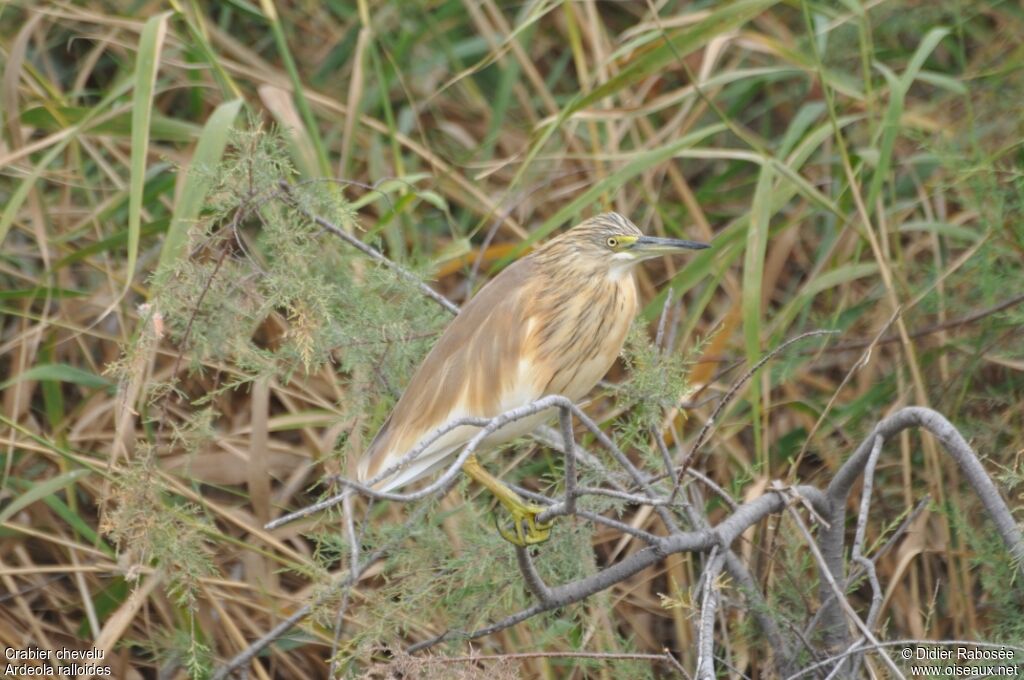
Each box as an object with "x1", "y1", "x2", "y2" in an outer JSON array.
[{"x1": 1, "y1": 0, "x2": 1023, "y2": 678}]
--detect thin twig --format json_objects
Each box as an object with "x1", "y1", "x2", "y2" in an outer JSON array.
[
  {"x1": 409, "y1": 485, "x2": 831, "y2": 654},
  {"x1": 783, "y1": 504, "x2": 906, "y2": 679},
  {"x1": 653, "y1": 425, "x2": 678, "y2": 487},
  {"x1": 791, "y1": 310, "x2": 900, "y2": 477},
  {"x1": 503, "y1": 483, "x2": 663, "y2": 543},
  {"x1": 826, "y1": 291, "x2": 1024, "y2": 352},
  {"x1": 278, "y1": 180, "x2": 461, "y2": 315},
  {"x1": 655, "y1": 286, "x2": 674, "y2": 351},
  {"x1": 670, "y1": 329, "x2": 838, "y2": 503},
  {"x1": 573, "y1": 486, "x2": 671, "y2": 506},
  {"x1": 212, "y1": 602, "x2": 315, "y2": 680},
  {"x1": 786, "y1": 639, "x2": 1024, "y2": 680},
  {"x1": 327, "y1": 492, "x2": 366, "y2": 678},
  {"x1": 211, "y1": 503, "x2": 431, "y2": 680}
]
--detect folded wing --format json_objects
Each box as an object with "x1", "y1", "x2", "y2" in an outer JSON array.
[{"x1": 355, "y1": 257, "x2": 550, "y2": 491}]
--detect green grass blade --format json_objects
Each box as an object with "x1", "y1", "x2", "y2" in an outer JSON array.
[
  {"x1": 169, "y1": 0, "x2": 243, "y2": 100},
  {"x1": 127, "y1": 12, "x2": 173, "y2": 288},
  {"x1": 578, "y1": 0, "x2": 777, "y2": 111},
  {"x1": 259, "y1": 0, "x2": 331, "y2": 178},
  {"x1": 21, "y1": 106, "x2": 201, "y2": 141},
  {"x1": 54, "y1": 219, "x2": 169, "y2": 270},
  {"x1": 778, "y1": 102, "x2": 826, "y2": 157},
  {"x1": 771, "y1": 262, "x2": 881, "y2": 333},
  {"x1": 0, "y1": 76, "x2": 133, "y2": 246},
  {"x1": 507, "y1": 0, "x2": 773, "y2": 201},
  {"x1": 0, "y1": 288, "x2": 87, "y2": 300},
  {"x1": 744, "y1": 166, "x2": 775, "y2": 361},
  {"x1": 5, "y1": 474, "x2": 112, "y2": 552},
  {"x1": 0, "y1": 140, "x2": 69, "y2": 247},
  {"x1": 743, "y1": 163, "x2": 776, "y2": 467},
  {"x1": 0, "y1": 364, "x2": 112, "y2": 391},
  {"x1": 506, "y1": 123, "x2": 727, "y2": 260},
  {"x1": 898, "y1": 221, "x2": 980, "y2": 242},
  {"x1": 157, "y1": 98, "x2": 244, "y2": 276},
  {"x1": 0, "y1": 469, "x2": 90, "y2": 524},
  {"x1": 866, "y1": 27, "x2": 949, "y2": 213}
]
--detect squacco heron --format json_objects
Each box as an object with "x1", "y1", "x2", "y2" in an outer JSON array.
[{"x1": 355, "y1": 212, "x2": 709, "y2": 545}]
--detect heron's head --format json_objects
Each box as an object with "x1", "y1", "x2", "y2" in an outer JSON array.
[{"x1": 550, "y1": 212, "x2": 710, "y2": 277}]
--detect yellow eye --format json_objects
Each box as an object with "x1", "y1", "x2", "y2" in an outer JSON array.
[{"x1": 607, "y1": 237, "x2": 618, "y2": 248}]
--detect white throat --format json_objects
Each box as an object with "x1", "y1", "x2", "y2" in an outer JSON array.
[{"x1": 607, "y1": 252, "x2": 638, "y2": 281}]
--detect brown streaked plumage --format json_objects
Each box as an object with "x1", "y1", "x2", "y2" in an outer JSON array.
[{"x1": 355, "y1": 212, "x2": 709, "y2": 506}]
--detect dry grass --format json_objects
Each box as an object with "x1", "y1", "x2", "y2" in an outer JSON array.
[{"x1": 1, "y1": 0, "x2": 1023, "y2": 678}]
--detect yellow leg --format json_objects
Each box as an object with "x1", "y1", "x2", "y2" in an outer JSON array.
[{"x1": 463, "y1": 454, "x2": 553, "y2": 546}]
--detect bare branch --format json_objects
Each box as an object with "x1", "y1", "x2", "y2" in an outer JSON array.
[
  {"x1": 851, "y1": 436, "x2": 884, "y2": 631},
  {"x1": 787, "y1": 639, "x2": 1024, "y2": 680},
  {"x1": 784, "y1": 503, "x2": 906, "y2": 679},
  {"x1": 559, "y1": 407, "x2": 577, "y2": 517},
  {"x1": 514, "y1": 546, "x2": 554, "y2": 604},
  {"x1": 815, "y1": 407, "x2": 1024, "y2": 653},
  {"x1": 250, "y1": 353, "x2": 1018, "y2": 680},
  {"x1": 409, "y1": 485, "x2": 830, "y2": 654},
  {"x1": 695, "y1": 547, "x2": 725, "y2": 679}
]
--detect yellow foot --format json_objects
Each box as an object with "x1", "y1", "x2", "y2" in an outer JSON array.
[
  {"x1": 495, "y1": 500, "x2": 553, "y2": 546},
  {"x1": 462, "y1": 453, "x2": 555, "y2": 545}
]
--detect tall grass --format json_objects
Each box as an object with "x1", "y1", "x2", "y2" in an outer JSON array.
[{"x1": 1, "y1": 0, "x2": 1022, "y2": 677}]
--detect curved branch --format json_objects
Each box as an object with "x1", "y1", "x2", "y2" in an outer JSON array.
[
  {"x1": 514, "y1": 546, "x2": 554, "y2": 604},
  {"x1": 815, "y1": 406, "x2": 1024, "y2": 655},
  {"x1": 251, "y1": 396, "x2": 1020, "y2": 680},
  {"x1": 409, "y1": 485, "x2": 830, "y2": 653},
  {"x1": 678, "y1": 483, "x2": 795, "y2": 671}
]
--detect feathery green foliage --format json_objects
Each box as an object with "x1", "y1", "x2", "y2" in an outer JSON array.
[
  {"x1": 99, "y1": 446, "x2": 215, "y2": 608},
  {"x1": 3, "y1": 0, "x2": 1024, "y2": 676}
]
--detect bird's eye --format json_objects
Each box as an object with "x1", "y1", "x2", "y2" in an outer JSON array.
[{"x1": 607, "y1": 237, "x2": 618, "y2": 248}]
